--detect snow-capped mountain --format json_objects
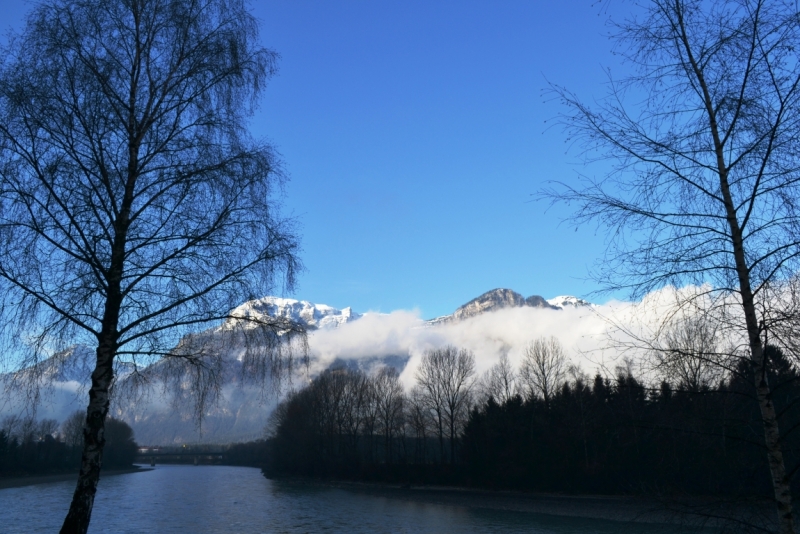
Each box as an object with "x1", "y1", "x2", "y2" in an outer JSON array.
[
  {"x1": 547, "y1": 295, "x2": 594, "y2": 309},
  {"x1": 2, "y1": 289, "x2": 597, "y2": 445},
  {"x1": 0, "y1": 345, "x2": 140, "y2": 426},
  {"x1": 26, "y1": 345, "x2": 95, "y2": 384},
  {"x1": 228, "y1": 296, "x2": 360, "y2": 330},
  {"x1": 112, "y1": 297, "x2": 364, "y2": 443},
  {"x1": 426, "y1": 288, "x2": 591, "y2": 324}
]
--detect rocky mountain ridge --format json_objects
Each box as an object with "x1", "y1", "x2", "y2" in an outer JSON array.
[
  {"x1": 427, "y1": 288, "x2": 593, "y2": 325},
  {"x1": 224, "y1": 290, "x2": 593, "y2": 329}
]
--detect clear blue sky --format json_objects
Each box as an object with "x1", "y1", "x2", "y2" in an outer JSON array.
[{"x1": 1, "y1": 1, "x2": 633, "y2": 319}]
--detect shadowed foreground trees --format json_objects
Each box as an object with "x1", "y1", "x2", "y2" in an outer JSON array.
[
  {"x1": 0, "y1": 414, "x2": 137, "y2": 475},
  {"x1": 463, "y1": 349, "x2": 795, "y2": 498},
  {"x1": 0, "y1": 0, "x2": 302, "y2": 531},
  {"x1": 266, "y1": 346, "x2": 474, "y2": 477}
]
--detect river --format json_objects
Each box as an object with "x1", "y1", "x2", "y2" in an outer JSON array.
[{"x1": 0, "y1": 465, "x2": 703, "y2": 533}]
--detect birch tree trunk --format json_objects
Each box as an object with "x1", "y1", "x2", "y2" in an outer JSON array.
[{"x1": 60, "y1": 344, "x2": 114, "y2": 533}]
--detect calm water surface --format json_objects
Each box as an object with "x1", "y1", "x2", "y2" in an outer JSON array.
[{"x1": 1, "y1": 465, "x2": 692, "y2": 533}]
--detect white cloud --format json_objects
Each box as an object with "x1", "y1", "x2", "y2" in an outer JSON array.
[
  {"x1": 304, "y1": 284, "x2": 753, "y2": 389},
  {"x1": 2, "y1": 284, "x2": 763, "y2": 443},
  {"x1": 306, "y1": 300, "x2": 621, "y2": 388}
]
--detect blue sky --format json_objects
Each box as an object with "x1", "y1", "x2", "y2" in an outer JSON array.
[{"x1": 1, "y1": 1, "x2": 633, "y2": 318}]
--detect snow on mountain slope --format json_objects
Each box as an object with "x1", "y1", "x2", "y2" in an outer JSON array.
[
  {"x1": 117, "y1": 297, "x2": 365, "y2": 443},
  {"x1": 547, "y1": 295, "x2": 594, "y2": 309},
  {"x1": 0, "y1": 344, "x2": 140, "y2": 424},
  {"x1": 426, "y1": 288, "x2": 584, "y2": 324},
  {"x1": 228, "y1": 296, "x2": 360, "y2": 329},
  {"x1": 452, "y1": 288, "x2": 528, "y2": 321}
]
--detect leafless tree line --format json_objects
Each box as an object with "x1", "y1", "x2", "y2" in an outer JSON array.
[
  {"x1": 1, "y1": 414, "x2": 61, "y2": 444},
  {"x1": 476, "y1": 336, "x2": 569, "y2": 407},
  {"x1": 268, "y1": 365, "x2": 408, "y2": 466},
  {"x1": 0, "y1": 411, "x2": 138, "y2": 475},
  {"x1": 1, "y1": 411, "x2": 118, "y2": 449},
  {"x1": 271, "y1": 338, "x2": 577, "y2": 467}
]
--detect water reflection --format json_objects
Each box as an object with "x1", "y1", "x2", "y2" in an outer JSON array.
[{"x1": 0, "y1": 465, "x2": 692, "y2": 533}]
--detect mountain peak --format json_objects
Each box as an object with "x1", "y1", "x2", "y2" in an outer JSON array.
[
  {"x1": 452, "y1": 288, "x2": 526, "y2": 321},
  {"x1": 426, "y1": 289, "x2": 591, "y2": 324},
  {"x1": 452, "y1": 289, "x2": 525, "y2": 321},
  {"x1": 445, "y1": 288, "x2": 561, "y2": 322}
]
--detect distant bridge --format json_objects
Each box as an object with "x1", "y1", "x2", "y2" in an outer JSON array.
[{"x1": 135, "y1": 449, "x2": 226, "y2": 465}]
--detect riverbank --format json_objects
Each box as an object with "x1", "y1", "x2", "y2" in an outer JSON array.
[
  {"x1": 0, "y1": 466, "x2": 152, "y2": 489},
  {"x1": 269, "y1": 477, "x2": 774, "y2": 530}
]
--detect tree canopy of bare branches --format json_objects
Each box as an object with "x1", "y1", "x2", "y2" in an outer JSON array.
[
  {"x1": 544, "y1": 1, "x2": 800, "y2": 531},
  {"x1": 478, "y1": 352, "x2": 518, "y2": 405},
  {"x1": 373, "y1": 366, "x2": 405, "y2": 462},
  {"x1": 653, "y1": 312, "x2": 728, "y2": 392},
  {"x1": 415, "y1": 345, "x2": 475, "y2": 464},
  {"x1": 519, "y1": 337, "x2": 567, "y2": 408},
  {"x1": 0, "y1": 0, "x2": 302, "y2": 531}
]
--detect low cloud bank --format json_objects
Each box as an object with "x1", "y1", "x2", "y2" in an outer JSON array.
[
  {"x1": 307, "y1": 285, "x2": 738, "y2": 388},
  {"x1": 3, "y1": 284, "x2": 752, "y2": 443},
  {"x1": 308, "y1": 306, "x2": 613, "y2": 388}
]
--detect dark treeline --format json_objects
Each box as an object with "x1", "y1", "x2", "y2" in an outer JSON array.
[
  {"x1": 464, "y1": 350, "x2": 796, "y2": 497},
  {"x1": 225, "y1": 440, "x2": 271, "y2": 466},
  {"x1": 263, "y1": 345, "x2": 800, "y2": 500},
  {"x1": 0, "y1": 412, "x2": 137, "y2": 477},
  {"x1": 264, "y1": 346, "x2": 475, "y2": 481}
]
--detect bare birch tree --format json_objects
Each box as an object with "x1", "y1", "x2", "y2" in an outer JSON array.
[
  {"x1": 0, "y1": 0, "x2": 303, "y2": 532},
  {"x1": 415, "y1": 353, "x2": 447, "y2": 464},
  {"x1": 544, "y1": 1, "x2": 800, "y2": 530},
  {"x1": 406, "y1": 385, "x2": 431, "y2": 464}
]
